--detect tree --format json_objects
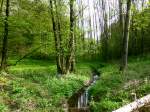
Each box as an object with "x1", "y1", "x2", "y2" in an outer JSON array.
[
  {"x1": 120, "y1": 0, "x2": 132, "y2": 71},
  {"x1": 66, "y1": 0, "x2": 76, "y2": 73},
  {"x1": 119, "y1": 0, "x2": 124, "y2": 56},
  {"x1": 53, "y1": 0, "x2": 66, "y2": 74},
  {"x1": 140, "y1": 0, "x2": 145, "y2": 55},
  {"x1": 80, "y1": 0, "x2": 85, "y2": 51},
  {"x1": 49, "y1": 0, "x2": 63, "y2": 74},
  {"x1": 49, "y1": 0, "x2": 76, "y2": 74},
  {"x1": 119, "y1": 0, "x2": 124, "y2": 35},
  {"x1": 0, "y1": 0, "x2": 10, "y2": 71},
  {"x1": 101, "y1": 0, "x2": 109, "y2": 61}
]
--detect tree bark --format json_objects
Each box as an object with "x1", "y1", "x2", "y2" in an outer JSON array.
[
  {"x1": 87, "y1": 0, "x2": 93, "y2": 59},
  {"x1": 101, "y1": 0, "x2": 109, "y2": 61},
  {"x1": 102, "y1": 13, "x2": 109, "y2": 61},
  {"x1": 120, "y1": 0, "x2": 132, "y2": 71},
  {"x1": 1, "y1": 0, "x2": 10, "y2": 71},
  {"x1": 53, "y1": 0, "x2": 66, "y2": 74},
  {"x1": 81, "y1": 0, "x2": 85, "y2": 51},
  {"x1": 66, "y1": 0, "x2": 75, "y2": 73},
  {"x1": 141, "y1": 28, "x2": 144, "y2": 56},
  {"x1": 113, "y1": 94, "x2": 150, "y2": 112},
  {"x1": 119, "y1": 0, "x2": 124, "y2": 57},
  {"x1": 49, "y1": 0, "x2": 62, "y2": 74},
  {"x1": 119, "y1": 0, "x2": 124, "y2": 35},
  {"x1": 140, "y1": 0, "x2": 145, "y2": 56}
]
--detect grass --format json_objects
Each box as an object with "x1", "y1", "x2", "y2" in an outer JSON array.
[
  {"x1": 0, "y1": 58, "x2": 92, "y2": 112},
  {"x1": 89, "y1": 55, "x2": 150, "y2": 112},
  {"x1": 0, "y1": 55, "x2": 150, "y2": 112}
]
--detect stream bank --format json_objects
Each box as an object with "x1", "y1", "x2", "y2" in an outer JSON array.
[{"x1": 67, "y1": 68, "x2": 100, "y2": 112}]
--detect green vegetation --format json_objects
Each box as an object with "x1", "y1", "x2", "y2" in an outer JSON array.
[
  {"x1": 0, "y1": 55, "x2": 150, "y2": 111},
  {"x1": 0, "y1": 59, "x2": 92, "y2": 111},
  {"x1": 89, "y1": 55, "x2": 150, "y2": 112},
  {"x1": 0, "y1": 0, "x2": 150, "y2": 112}
]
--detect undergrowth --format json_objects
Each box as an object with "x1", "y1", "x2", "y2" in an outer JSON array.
[
  {"x1": 89, "y1": 56, "x2": 150, "y2": 112},
  {"x1": 0, "y1": 59, "x2": 91, "y2": 112}
]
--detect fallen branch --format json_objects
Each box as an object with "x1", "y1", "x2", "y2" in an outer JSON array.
[
  {"x1": 11, "y1": 43, "x2": 51, "y2": 66},
  {"x1": 112, "y1": 94, "x2": 150, "y2": 112}
]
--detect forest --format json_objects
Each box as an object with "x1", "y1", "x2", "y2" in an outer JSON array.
[{"x1": 0, "y1": 0, "x2": 150, "y2": 112}]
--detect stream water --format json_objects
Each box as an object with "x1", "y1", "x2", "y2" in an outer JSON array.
[{"x1": 68, "y1": 73, "x2": 99, "y2": 112}]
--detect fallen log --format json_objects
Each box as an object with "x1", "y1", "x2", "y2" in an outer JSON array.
[{"x1": 112, "y1": 94, "x2": 150, "y2": 112}]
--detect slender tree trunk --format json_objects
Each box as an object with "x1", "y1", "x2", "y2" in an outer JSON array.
[
  {"x1": 130, "y1": 1, "x2": 137, "y2": 56},
  {"x1": 119, "y1": 0, "x2": 124, "y2": 57},
  {"x1": 108, "y1": 6, "x2": 111, "y2": 39},
  {"x1": 81, "y1": 0, "x2": 85, "y2": 51},
  {"x1": 94, "y1": 3, "x2": 99, "y2": 45},
  {"x1": 103, "y1": 13, "x2": 109, "y2": 61},
  {"x1": 54, "y1": 0, "x2": 66, "y2": 73},
  {"x1": 134, "y1": 29, "x2": 138, "y2": 55},
  {"x1": 119, "y1": 0, "x2": 124, "y2": 35},
  {"x1": 49, "y1": 0, "x2": 62, "y2": 74},
  {"x1": 141, "y1": 0, "x2": 145, "y2": 56},
  {"x1": 66, "y1": 0, "x2": 75, "y2": 73},
  {"x1": 0, "y1": 0, "x2": 10, "y2": 71},
  {"x1": 141, "y1": 28, "x2": 144, "y2": 55},
  {"x1": 131, "y1": 19, "x2": 135, "y2": 55},
  {"x1": 92, "y1": 12, "x2": 96, "y2": 43},
  {"x1": 96, "y1": 1, "x2": 102, "y2": 42},
  {"x1": 101, "y1": 0, "x2": 109, "y2": 61},
  {"x1": 120, "y1": 0, "x2": 132, "y2": 71},
  {"x1": 88, "y1": 7, "x2": 93, "y2": 59},
  {"x1": 97, "y1": 0, "x2": 103, "y2": 56}
]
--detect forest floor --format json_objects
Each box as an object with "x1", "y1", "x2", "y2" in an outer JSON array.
[
  {"x1": 0, "y1": 59, "x2": 93, "y2": 112},
  {"x1": 0, "y1": 55, "x2": 150, "y2": 112},
  {"x1": 89, "y1": 55, "x2": 150, "y2": 112}
]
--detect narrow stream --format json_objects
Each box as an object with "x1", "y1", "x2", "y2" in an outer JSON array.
[{"x1": 68, "y1": 69, "x2": 100, "y2": 112}]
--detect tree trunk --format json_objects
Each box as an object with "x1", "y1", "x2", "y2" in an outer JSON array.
[
  {"x1": 119, "y1": 0, "x2": 124, "y2": 57},
  {"x1": 88, "y1": 0, "x2": 93, "y2": 59},
  {"x1": 141, "y1": 28, "x2": 144, "y2": 56},
  {"x1": 81, "y1": 0, "x2": 85, "y2": 51},
  {"x1": 49, "y1": 0, "x2": 62, "y2": 74},
  {"x1": 54, "y1": 0, "x2": 66, "y2": 74},
  {"x1": 119, "y1": 0, "x2": 124, "y2": 34},
  {"x1": 1, "y1": 0, "x2": 10, "y2": 71},
  {"x1": 103, "y1": 13, "x2": 109, "y2": 61},
  {"x1": 66, "y1": 0, "x2": 75, "y2": 73},
  {"x1": 101, "y1": 0, "x2": 109, "y2": 61},
  {"x1": 140, "y1": 0, "x2": 145, "y2": 56},
  {"x1": 120, "y1": 0, "x2": 132, "y2": 71},
  {"x1": 94, "y1": 2, "x2": 99, "y2": 45},
  {"x1": 113, "y1": 94, "x2": 150, "y2": 112}
]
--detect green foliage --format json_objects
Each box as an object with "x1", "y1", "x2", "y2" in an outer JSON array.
[
  {"x1": 0, "y1": 0, "x2": 70, "y2": 59},
  {"x1": 0, "y1": 104, "x2": 8, "y2": 112},
  {"x1": 89, "y1": 55, "x2": 150, "y2": 112},
  {"x1": 136, "y1": 83, "x2": 150, "y2": 97},
  {"x1": 0, "y1": 0, "x2": 150, "y2": 111},
  {"x1": 0, "y1": 59, "x2": 91, "y2": 111},
  {"x1": 90, "y1": 99, "x2": 120, "y2": 112},
  {"x1": 101, "y1": 6, "x2": 150, "y2": 60},
  {"x1": 1, "y1": 0, "x2": 150, "y2": 62}
]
